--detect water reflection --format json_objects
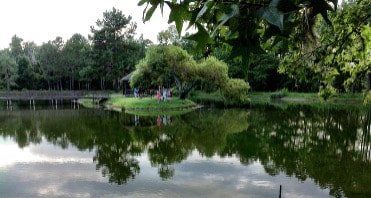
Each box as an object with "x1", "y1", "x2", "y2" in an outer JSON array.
[{"x1": 0, "y1": 105, "x2": 370, "y2": 197}]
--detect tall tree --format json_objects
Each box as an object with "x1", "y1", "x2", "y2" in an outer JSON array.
[
  {"x1": 157, "y1": 25, "x2": 181, "y2": 45},
  {"x1": 37, "y1": 38, "x2": 64, "y2": 90},
  {"x1": 90, "y1": 7, "x2": 139, "y2": 90},
  {"x1": 63, "y1": 34, "x2": 92, "y2": 90},
  {"x1": 9, "y1": 35, "x2": 23, "y2": 60},
  {"x1": 0, "y1": 50, "x2": 18, "y2": 90}
]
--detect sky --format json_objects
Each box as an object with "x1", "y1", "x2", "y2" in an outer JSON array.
[{"x1": 0, "y1": 0, "x2": 171, "y2": 49}]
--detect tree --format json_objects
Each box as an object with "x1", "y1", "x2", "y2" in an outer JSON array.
[
  {"x1": 16, "y1": 56, "x2": 33, "y2": 90},
  {"x1": 0, "y1": 50, "x2": 18, "y2": 90},
  {"x1": 9, "y1": 35, "x2": 23, "y2": 60},
  {"x1": 197, "y1": 56, "x2": 229, "y2": 92},
  {"x1": 90, "y1": 7, "x2": 140, "y2": 90},
  {"x1": 131, "y1": 45, "x2": 248, "y2": 100},
  {"x1": 139, "y1": 0, "x2": 338, "y2": 58},
  {"x1": 279, "y1": 0, "x2": 371, "y2": 95},
  {"x1": 130, "y1": 45, "x2": 199, "y2": 99},
  {"x1": 37, "y1": 38, "x2": 64, "y2": 90},
  {"x1": 62, "y1": 34, "x2": 92, "y2": 90},
  {"x1": 157, "y1": 25, "x2": 181, "y2": 45}
]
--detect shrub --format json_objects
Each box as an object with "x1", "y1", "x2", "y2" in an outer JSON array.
[
  {"x1": 318, "y1": 85, "x2": 337, "y2": 101},
  {"x1": 270, "y1": 88, "x2": 288, "y2": 100},
  {"x1": 198, "y1": 56, "x2": 229, "y2": 92},
  {"x1": 364, "y1": 91, "x2": 371, "y2": 105},
  {"x1": 222, "y1": 79, "x2": 250, "y2": 105}
]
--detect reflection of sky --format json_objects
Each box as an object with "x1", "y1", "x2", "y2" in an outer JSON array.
[{"x1": 0, "y1": 138, "x2": 330, "y2": 198}]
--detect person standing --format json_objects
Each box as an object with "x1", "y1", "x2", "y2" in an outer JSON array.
[
  {"x1": 163, "y1": 88, "x2": 167, "y2": 101},
  {"x1": 156, "y1": 89, "x2": 161, "y2": 102}
]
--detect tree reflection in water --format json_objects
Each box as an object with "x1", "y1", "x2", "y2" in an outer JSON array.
[{"x1": 0, "y1": 105, "x2": 370, "y2": 197}]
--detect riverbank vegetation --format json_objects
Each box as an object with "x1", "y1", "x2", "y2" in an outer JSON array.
[
  {"x1": 106, "y1": 95, "x2": 196, "y2": 110},
  {"x1": 79, "y1": 94, "x2": 197, "y2": 114},
  {"x1": 0, "y1": 0, "x2": 370, "y2": 105}
]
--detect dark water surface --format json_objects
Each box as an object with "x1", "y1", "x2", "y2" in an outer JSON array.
[{"x1": 0, "y1": 104, "x2": 370, "y2": 197}]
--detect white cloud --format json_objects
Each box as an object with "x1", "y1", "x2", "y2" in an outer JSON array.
[{"x1": 0, "y1": 0, "x2": 170, "y2": 49}]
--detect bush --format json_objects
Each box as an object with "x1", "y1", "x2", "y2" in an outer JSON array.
[
  {"x1": 270, "y1": 88, "x2": 288, "y2": 100},
  {"x1": 222, "y1": 79, "x2": 250, "y2": 105},
  {"x1": 364, "y1": 91, "x2": 371, "y2": 105},
  {"x1": 198, "y1": 56, "x2": 229, "y2": 92},
  {"x1": 318, "y1": 85, "x2": 337, "y2": 101}
]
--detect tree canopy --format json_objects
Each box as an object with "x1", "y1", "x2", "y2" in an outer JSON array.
[{"x1": 140, "y1": 0, "x2": 340, "y2": 56}]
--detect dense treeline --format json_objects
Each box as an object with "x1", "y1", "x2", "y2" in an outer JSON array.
[
  {"x1": 0, "y1": 8, "x2": 150, "y2": 91},
  {"x1": 153, "y1": 0, "x2": 370, "y2": 95}
]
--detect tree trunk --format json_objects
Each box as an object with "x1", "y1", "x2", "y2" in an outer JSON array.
[
  {"x1": 179, "y1": 91, "x2": 188, "y2": 100},
  {"x1": 367, "y1": 73, "x2": 371, "y2": 91},
  {"x1": 70, "y1": 77, "x2": 72, "y2": 90}
]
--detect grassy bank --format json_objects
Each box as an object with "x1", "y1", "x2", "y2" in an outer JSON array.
[
  {"x1": 190, "y1": 91, "x2": 369, "y2": 108},
  {"x1": 250, "y1": 92, "x2": 366, "y2": 105},
  {"x1": 80, "y1": 91, "x2": 369, "y2": 114},
  {"x1": 80, "y1": 94, "x2": 197, "y2": 115},
  {"x1": 106, "y1": 94, "x2": 196, "y2": 109},
  {"x1": 189, "y1": 91, "x2": 250, "y2": 107}
]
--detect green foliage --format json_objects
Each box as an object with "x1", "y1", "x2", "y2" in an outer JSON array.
[
  {"x1": 131, "y1": 45, "x2": 198, "y2": 99},
  {"x1": 318, "y1": 85, "x2": 337, "y2": 101},
  {"x1": 62, "y1": 34, "x2": 93, "y2": 89},
  {"x1": 270, "y1": 88, "x2": 288, "y2": 100},
  {"x1": 279, "y1": 0, "x2": 371, "y2": 94},
  {"x1": 157, "y1": 25, "x2": 181, "y2": 45},
  {"x1": 197, "y1": 56, "x2": 229, "y2": 92},
  {"x1": 0, "y1": 50, "x2": 18, "y2": 90},
  {"x1": 106, "y1": 95, "x2": 196, "y2": 110},
  {"x1": 90, "y1": 7, "x2": 142, "y2": 90},
  {"x1": 222, "y1": 78, "x2": 250, "y2": 104},
  {"x1": 16, "y1": 56, "x2": 33, "y2": 90},
  {"x1": 9, "y1": 35, "x2": 23, "y2": 60},
  {"x1": 140, "y1": 0, "x2": 336, "y2": 58},
  {"x1": 364, "y1": 91, "x2": 371, "y2": 105},
  {"x1": 37, "y1": 38, "x2": 64, "y2": 89},
  {"x1": 131, "y1": 45, "x2": 243, "y2": 100}
]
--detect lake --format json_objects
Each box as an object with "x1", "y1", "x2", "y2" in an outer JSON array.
[{"x1": 0, "y1": 104, "x2": 370, "y2": 197}]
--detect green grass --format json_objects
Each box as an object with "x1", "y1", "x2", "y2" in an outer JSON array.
[
  {"x1": 80, "y1": 92, "x2": 368, "y2": 112},
  {"x1": 106, "y1": 94, "x2": 196, "y2": 110},
  {"x1": 250, "y1": 92, "x2": 367, "y2": 107},
  {"x1": 78, "y1": 98, "x2": 98, "y2": 108},
  {"x1": 80, "y1": 94, "x2": 197, "y2": 115},
  {"x1": 189, "y1": 90, "x2": 250, "y2": 107},
  {"x1": 190, "y1": 91, "x2": 368, "y2": 108},
  {"x1": 189, "y1": 91, "x2": 225, "y2": 106}
]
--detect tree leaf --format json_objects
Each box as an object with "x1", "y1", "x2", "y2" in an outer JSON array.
[
  {"x1": 144, "y1": 4, "x2": 158, "y2": 22},
  {"x1": 196, "y1": 0, "x2": 214, "y2": 21},
  {"x1": 168, "y1": 2, "x2": 190, "y2": 35},
  {"x1": 186, "y1": 23, "x2": 212, "y2": 50},
  {"x1": 212, "y1": 4, "x2": 239, "y2": 36},
  {"x1": 260, "y1": 0, "x2": 285, "y2": 30},
  {"x1": 138, "y1": 0, "x2": 148, "y2": 6}
]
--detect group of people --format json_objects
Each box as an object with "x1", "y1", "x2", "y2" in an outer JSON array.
[
  {"x1": 156, "y1": 87, "x2": 172, "y2": 102},
  {"x1": 132, "y1": 87, "x2": 172, "y2": 101}
]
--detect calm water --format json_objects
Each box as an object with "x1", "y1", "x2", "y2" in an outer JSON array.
[{"x1": 0, "y1": 104, "x2": 370, "y2": 197}]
